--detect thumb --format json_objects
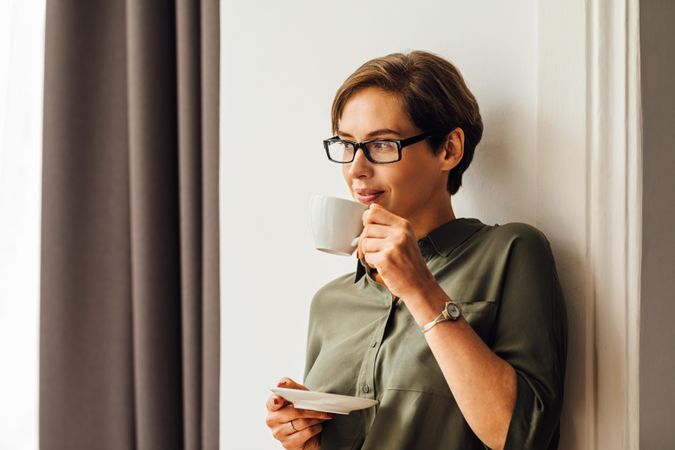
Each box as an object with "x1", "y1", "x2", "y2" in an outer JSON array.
[{"x1": 277, "y1": 377, "x2": 309, "y2": 391}]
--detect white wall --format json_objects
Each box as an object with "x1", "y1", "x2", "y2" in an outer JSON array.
[
  {"x1": 0, "y1": 1, "x2": 45, "y2": 449},
  {"x1": 219, "y1": 1, "x2": 539, "y2": 448}
]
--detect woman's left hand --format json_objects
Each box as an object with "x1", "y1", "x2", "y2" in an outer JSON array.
[{"x1": 357, "y1": 203, "x2": 437, "y2": 301}]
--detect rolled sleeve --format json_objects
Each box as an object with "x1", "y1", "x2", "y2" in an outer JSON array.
[{"x1": 489, "y1": 224, "x2": 568, "y2": 450}]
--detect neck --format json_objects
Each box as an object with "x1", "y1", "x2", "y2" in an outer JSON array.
[{"x1": 408, "y1": 191, "x2": 456, "y2": 240}]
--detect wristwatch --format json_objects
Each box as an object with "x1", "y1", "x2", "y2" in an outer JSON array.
[{"x1": 421, "y1": 299, "x2": 462, "y2": 333}]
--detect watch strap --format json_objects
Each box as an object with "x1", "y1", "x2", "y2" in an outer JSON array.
[{"x1": 420, "y1": 300, "x2": 460, "y2": 334}]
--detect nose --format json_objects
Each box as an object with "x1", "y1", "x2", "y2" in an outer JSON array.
[{"x1": 346, "y1": 146, "x2": 374, "y2": 179}]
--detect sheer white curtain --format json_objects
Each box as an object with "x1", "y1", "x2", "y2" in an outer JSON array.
[{"x1": 0, "y1": 0, "x2": 45, "y2": 448}]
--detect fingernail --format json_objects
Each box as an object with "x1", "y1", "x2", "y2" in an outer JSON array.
[
  {"x1": 273, "y1": 398, "x2": 279, "y2": 405},
  {"x1": 278, "y1": 380, "x2": 287, "y2": 387}
]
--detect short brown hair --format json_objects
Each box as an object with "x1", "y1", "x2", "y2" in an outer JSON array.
[{"x1": 331, "y1": 50, "x2": 483, "y2": 195}]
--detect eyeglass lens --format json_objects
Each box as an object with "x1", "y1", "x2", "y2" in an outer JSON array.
[{"x1": 327, "y1": 141, "x2": 399, "y2": 163}]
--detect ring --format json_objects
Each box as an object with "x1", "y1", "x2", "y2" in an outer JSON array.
[{"x1": 288, "y1": 420, "x2": 298, "y2": 433}]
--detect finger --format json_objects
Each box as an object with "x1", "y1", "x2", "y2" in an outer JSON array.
[
  {"x1": 363, "y1": 203, "x2": 404, "y2": 226},
  {"x1": 276, "y1": 405, "x2": 334, "y2": 422},
  {"x1": 360, "y1": 236, "x2": 387, "y2": 254},
  {"x1": 274, "y1": 416, "x2": 330, "y2": 441},
  {"x1": 364, "y1": 250, "x2": 385, "y2": 269},
  {"x1": 271, "y1": 419, "x2": 296, "y2": 441},
  {"x1": 267, "y1": 402, "x2": 329, "y2": 433},
  {"x1": 356, "y1": 222, "x2": 366, "y2": 260},
  {"x1": 277, "y1": 377, "x2": 309, "y2": 391},
  {"x1": 361, "y1": 223, "x2": 390, "y2": 239},
  {"x1": 291, "y1": 417, "x2": 330, "y2": 432},
  {"x1": 267, "y1": 406, "x2": 291, "y2": 431},
  {"x1": 266, "y1": 394, "x2": 288, "y2": 412},
  {"x1": 285, "y1": 423, "x2": 323, "y2": 449},
  {"x1": 271, "y1": 418, "x2": 298, "y2": 440},
  {"x1": 294, "y1": 407, "x2": 334, "y2": 420}
]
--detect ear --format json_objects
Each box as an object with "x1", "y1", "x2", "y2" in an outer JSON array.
[{"x1": 438, "y1": 127, "x2": 464, "y2": 172}]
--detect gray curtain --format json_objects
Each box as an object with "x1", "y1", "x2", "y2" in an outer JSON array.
[{"x1": 39, "y1": 1, "x2": 219, "y2": 449}]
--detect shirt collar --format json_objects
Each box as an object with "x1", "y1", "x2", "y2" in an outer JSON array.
[{"x1": 354, "y1": 217, "x2": 486, "y2": 283}]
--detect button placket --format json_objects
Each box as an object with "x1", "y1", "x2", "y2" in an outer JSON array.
[
  {"x1": 363, "y1": 292, "x2": 396, "y2": 403},
  {"x1": 358, "y1": 272, "x2": 398, "y2": 402},
  {"x1": 355, "y1": 309, "x2": 387, "y2": 400}
]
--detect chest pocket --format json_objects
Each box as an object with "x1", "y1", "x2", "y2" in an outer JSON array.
[
  {"x1": 444, "y1": 277, "x2": 499, "y2": 342},
  {"x1": 456, "y1": 298, "x2": 497, "y2": 341}
]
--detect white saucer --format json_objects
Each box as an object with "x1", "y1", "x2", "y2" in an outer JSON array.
[{"x1": 269, "y1": 387, "x2": 378, "y2": 415}]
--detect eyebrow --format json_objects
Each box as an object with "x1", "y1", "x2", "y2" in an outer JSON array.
[{"x1": 337, "y1": 128, "x2": 402, "y2": 139}]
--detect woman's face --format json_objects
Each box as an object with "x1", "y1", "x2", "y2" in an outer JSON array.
[{"x1": 338, "y1": 86, "x2": 460, "y2": 224}]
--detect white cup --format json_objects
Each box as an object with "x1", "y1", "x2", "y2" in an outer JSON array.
[{"x1": 310, "y1": 195, "x2": 368, "y2": 256}]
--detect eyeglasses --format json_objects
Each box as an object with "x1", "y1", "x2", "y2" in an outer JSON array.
[{"x1": 323, "y1": 132, "x2": 433, "y2": 164}]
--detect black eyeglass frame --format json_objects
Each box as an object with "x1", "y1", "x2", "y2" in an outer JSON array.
[{"x1": 323, "y1": 131, "x2": 434, "y2": 164}]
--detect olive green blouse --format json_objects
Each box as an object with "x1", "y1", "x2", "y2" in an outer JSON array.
[{"x1": 303, "y1": 218, "x2": 567, "y2": 450}]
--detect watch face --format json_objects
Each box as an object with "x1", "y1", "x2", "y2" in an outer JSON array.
[{"x1": 445, "y1": 302, "x2": 462, "y2": 320}]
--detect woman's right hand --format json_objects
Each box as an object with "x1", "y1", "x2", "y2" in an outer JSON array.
[{"x1": 265, "y1": 377, "x2": 334, "y2": 450}]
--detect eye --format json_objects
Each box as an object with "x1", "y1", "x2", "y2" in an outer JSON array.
[{"x1": 369, "y1": 141, "x2": 397, "y2": 151}]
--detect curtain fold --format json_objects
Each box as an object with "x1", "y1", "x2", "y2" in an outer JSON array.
[{"x1": 40, "y1": 1, "x2": 220, "y2": 449}]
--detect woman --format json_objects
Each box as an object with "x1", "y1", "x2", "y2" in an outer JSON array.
[{"x1": 265, "y1": 50, "x2": 567, "y2": 450}]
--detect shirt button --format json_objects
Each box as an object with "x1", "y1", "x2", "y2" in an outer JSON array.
[
  {"x1": 371, "y1": 340, "x2": 377, "y2": 348},
  {"x1": 362, "y1": 384, "x2": 370, "y2": 393}
]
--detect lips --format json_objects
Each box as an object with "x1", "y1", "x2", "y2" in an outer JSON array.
[{"x1": 354, "y1": 188, "x2": 384, "y2": 204}]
